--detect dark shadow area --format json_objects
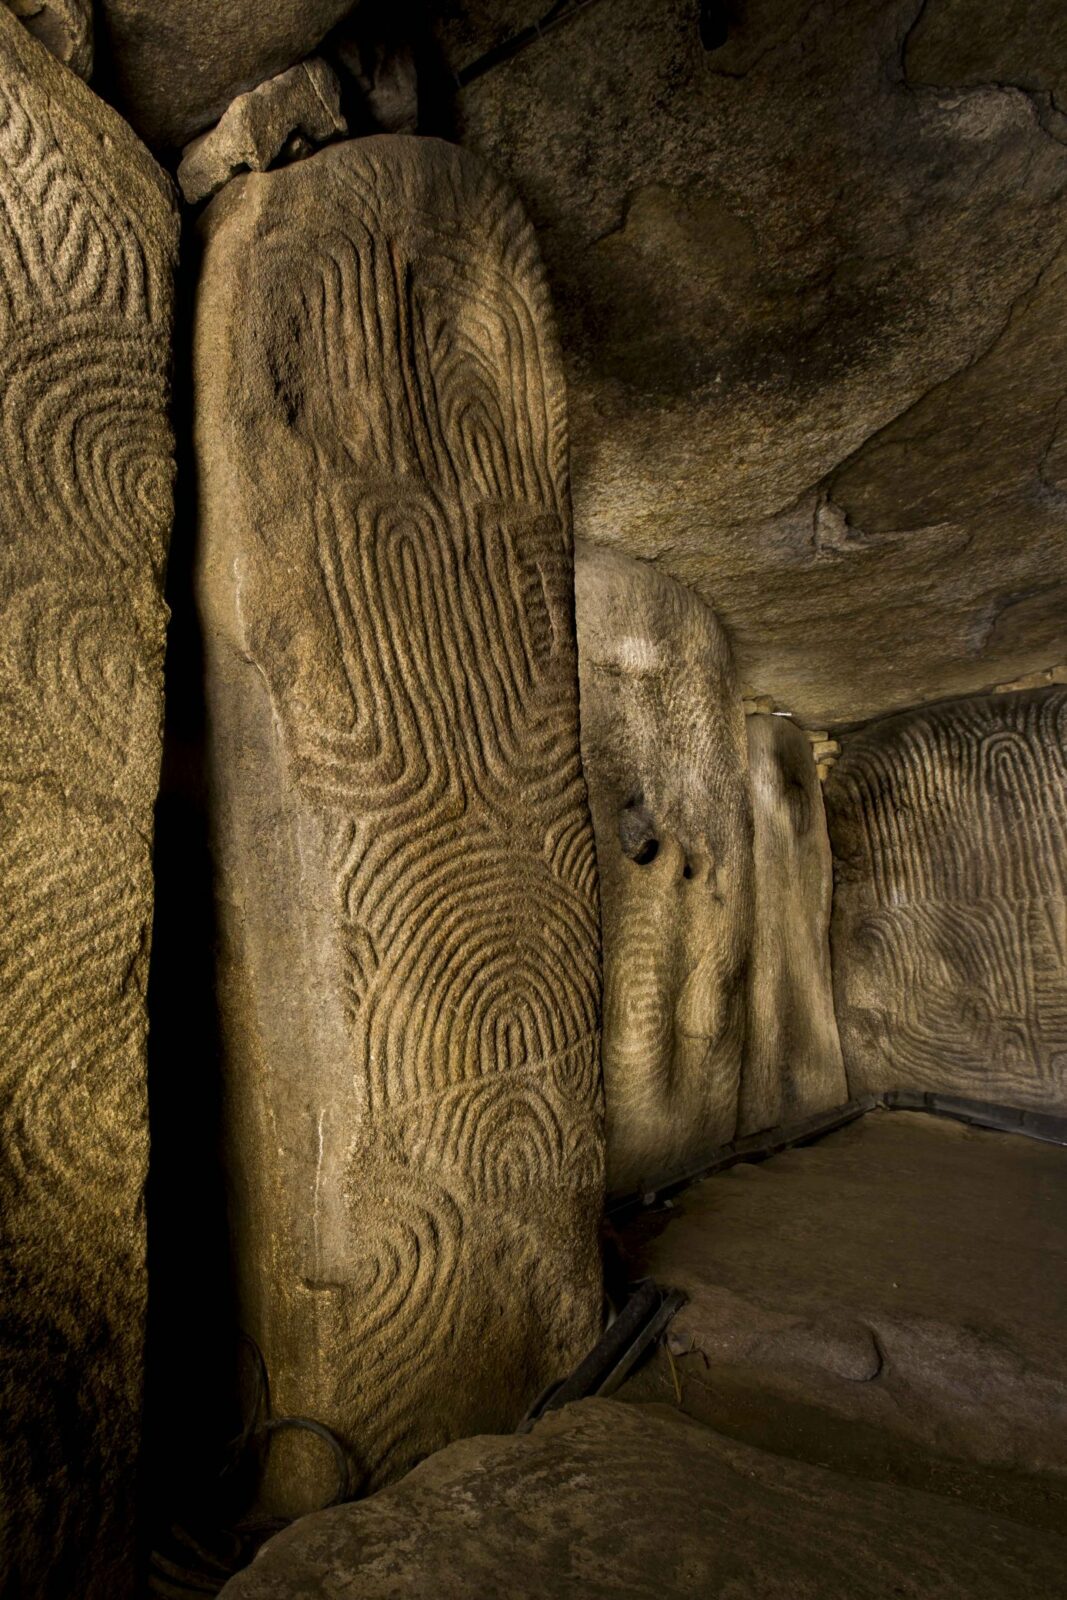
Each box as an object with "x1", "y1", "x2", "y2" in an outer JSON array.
[
  {"x1": 141, "y1": 215, "x2": 242, "y2": 1570},
  {"x1": 323, "y1": 0, "x2": 461, "y2": 142}
]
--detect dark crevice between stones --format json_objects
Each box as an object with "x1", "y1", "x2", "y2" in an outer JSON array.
[{"x1": 142, "y1": 212, "x2": 243, "y2": 1574}]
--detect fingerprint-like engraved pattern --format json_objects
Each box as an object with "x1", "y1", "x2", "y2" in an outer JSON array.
[
  {"x1": 0, "y1": 323, "x2": 173, "y2": 575},
  {"x1": 0, "y1": 59, "x2": 167, "y2": 331},
  {"x1": 383, "y1": 1044, "x2": 603, "y2": 1203},
  {"x1": 328, "y1": 1169, "x2": 466, "y2": 1484},
  {"x1": 573, "y1": 542, "x2": 754, "y2": 1196},
  {"x1": 0, "y1": 9, "x2": 176, "y2": 1594},
  {"x1": 826, "y1": 688, "x2": 1067, "y2": 1109},
  {"x1": 197, "y1": 137, "x2": 602, "y2": 1505}
]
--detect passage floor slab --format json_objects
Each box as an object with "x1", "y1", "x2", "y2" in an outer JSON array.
[
  {"x1": 616, "y1": 1108, "x2": 1067, "y2": 1529},
  {"x1": 219, "y1": 1396, "x2": 1065, "y2": 1599}
]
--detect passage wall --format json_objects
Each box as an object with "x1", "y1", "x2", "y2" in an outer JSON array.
[
  {"x1": 0, "y1": 10, "x2": 177, "y2": 1594},
  {"x1": 826, "y1": 687, "x2": 1067, "y2": 1109}
]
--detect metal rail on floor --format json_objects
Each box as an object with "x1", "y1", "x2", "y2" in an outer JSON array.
[
  {"x1": 517, "y1": 1278, "x2": 688, "y2": 1431},
  {"x1": 879, "y1": 1090, "x2": 1067, "y2": 1145}
]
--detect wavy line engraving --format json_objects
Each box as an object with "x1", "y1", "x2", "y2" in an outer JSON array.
[
  {"x1": 199, "y1": 137, "x2": 603, "y2": 1500},
  {"x1": 826, "y1": 687, "x2": 1067, "y2": 1107},
  {"x1": 0, "y1": 13, "x2": 176, "y2": 1591}
]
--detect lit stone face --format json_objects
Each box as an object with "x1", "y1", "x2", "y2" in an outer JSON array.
[
  {"x1": 574, "y1": 543, "x2": 753, "y2": 1194},
  {"x1": 195, "y1": 137, "x2": 604, "y2": 1513},
  {"x1": 739, "y1": 714, "x2": 846, "y2": 1137},
  {"x1": 0, "y1": 10, "x2": 177, "y2": 1595},
  {"x1": 826, "y1": 687, "x2": 1067, "y2": 1109}
]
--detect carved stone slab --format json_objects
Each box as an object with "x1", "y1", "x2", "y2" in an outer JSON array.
[
  {"x1": 826, "y1": 688, "x2": 1067, "y2": 1109},
  {"x1": 739, "y1": 714, "x2": 846, "y2": 1136},
  {"x1": 217, "y1": 1397, "x2": 1065, "y2": 1600},
  {"x1": 574, "y1": 542, "x2": 753, "y2": 1194},
  {"x1": 195, "y1": 137, "x2": 604, "y2": 1513},
  {"x1": 0, "y1": 10, "x2": 177, "y2": 1594}
]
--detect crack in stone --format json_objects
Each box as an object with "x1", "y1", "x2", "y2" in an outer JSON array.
[{"x1": 900, "y1": 0, "x2": 1067, "y2": 146}]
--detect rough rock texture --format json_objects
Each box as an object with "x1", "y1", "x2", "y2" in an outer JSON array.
[
  {"x1": 196, "y1": 136, "x2": 603, "y2": 1517},
  {"x1": 574, "y1": 542, "x2": 752, "y2": 1194},
  {"x1": 905, "y1": 0, "x2": 1067, "y2": 108},
  {"x1": 4, "y1": 0, "x2": 90, "y2": 78},
  {"x1": 436, "y1": 0, "x2": 1067, "y2": 727},
  {"x1": 218, "y1": 1396, "x2": 1067, "y2": 1599},
  {"x1": 826, "y1": 688, "x2": 1067, "y2": 1108},
  {"x1": 177, "y1": 59, "x2": 346, "y2": 205},
  {"x1": 97, "y1": 0, "x2": 356, "y2": 151},
  {"x1": 620, "y1": 1112, "x2": 1067, "y2": 1530},
  {"x1": 739, "y1": 714, "x2": 846, "y2": 1136},
  {"x1": 0, "y1": 9, "x2": 177, "y2": 1595},
  {"x1": 996, "y1": 662, "x2": 1067, "y2": 694}
]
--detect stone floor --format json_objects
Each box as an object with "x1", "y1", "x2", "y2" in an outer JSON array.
[
  {"x1": 219, "y1": 1109, "x2": 1067, "y2": 1596},
  {"x1": 616, "y1": 1108, "x2": 1067, "y2": 1531},
  {"x1": 219, "y1": 1396, "x2": 1065, "y2": 1598}
]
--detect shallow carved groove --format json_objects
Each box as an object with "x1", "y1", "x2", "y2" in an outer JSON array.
[
  {"x1": 0, "y1": 9, "x2": 177, "y2": 1595},
  {"x1": 739, "y1": 714, "x2": 847, "y2": 1137},
  {"x1": 574, "y1": 542, "x2": 753, "y2": 1194},
  {"x1": 195, "y1": 135, "x2": 603, "y2": 1514},
  {"x1": 826, "y1": 687, "x2": 1067, "y2": 1108}
]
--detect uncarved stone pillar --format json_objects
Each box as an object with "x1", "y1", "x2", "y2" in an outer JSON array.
[
  {"x1": 826, "y1": 687, "x2": 1067, "y2": 1108},
  {"x1": 574, "y1": 542, "x2": 753, "y2": 1195},
  {"x1": 195, "y1": 137, "x2": 604, "y2": 1513},
  {"x1": 738, "y1": 714, "x2": 846, "y2": 1136},
  {"x1": 0, "y1": 11, "x2": 177, "y2": 1595}
]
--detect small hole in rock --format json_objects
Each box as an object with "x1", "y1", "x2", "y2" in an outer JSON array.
[
  {"x1": 682, "y1": 862, "x2": 693, "y2": 880},
  {"x1": 699, "y1": 0, "x2": 730, "y2": 50},
  {"x1": 632, "y1": 838, "x2": 659, "y2": 867}
]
